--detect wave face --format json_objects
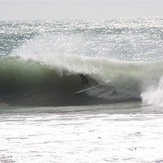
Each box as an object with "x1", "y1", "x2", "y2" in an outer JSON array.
[{"x1": 1, "y1": 18, "x2": 163, "y2": 106}]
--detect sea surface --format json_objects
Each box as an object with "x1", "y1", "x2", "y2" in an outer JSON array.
[{"x1": 0, "y1": 18, "x2": 163, "y2": 162}]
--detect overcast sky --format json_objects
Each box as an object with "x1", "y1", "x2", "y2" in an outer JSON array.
[{"x1": 0, "y1": 0, "x2": 163, "y2": 20}]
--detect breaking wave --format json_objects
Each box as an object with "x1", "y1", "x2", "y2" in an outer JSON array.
[{"x1": 1, "y1": 54, "x2": 163, "y2": 106}]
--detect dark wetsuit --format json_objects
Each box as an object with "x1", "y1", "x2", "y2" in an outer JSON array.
[{"x1": 80, "y1": 74, "x2": 90, "y2": 88}]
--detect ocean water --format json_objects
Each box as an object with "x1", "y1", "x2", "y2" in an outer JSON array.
[
  {"x1": 0, "y1": 104, "x2": 163, "y2": 163},
  {"x1": 1, "y1": 18, "x2": 163, "y2": 162}
]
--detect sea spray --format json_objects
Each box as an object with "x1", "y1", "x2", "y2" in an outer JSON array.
[{"x1": 141, "y1": 76, "x2": 163, "y2": 106}]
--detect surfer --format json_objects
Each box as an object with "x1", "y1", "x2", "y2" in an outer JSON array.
[{"x1": 80, "y1": 74, "x2": 91, "y2": 88}]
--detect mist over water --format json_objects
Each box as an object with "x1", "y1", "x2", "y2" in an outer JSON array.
[{"x1": 5, "y1": 18, "x2": 163, "y2": 61}]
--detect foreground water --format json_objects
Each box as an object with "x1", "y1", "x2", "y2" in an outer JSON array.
[{"x1": 0, "y1": 103, "x2": 163, "y2": 163}]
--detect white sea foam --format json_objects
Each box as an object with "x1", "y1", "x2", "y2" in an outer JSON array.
[
  {"x1": 141, "y1": 76, "x2": 163, "y2": 107},
  {"x1": 0, "y1": 104, "x2": 163, "y2": 163}
]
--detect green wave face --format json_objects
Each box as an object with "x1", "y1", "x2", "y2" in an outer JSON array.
[{"x1": 1, "y1": 56, "x2": 162, "y2": 106}]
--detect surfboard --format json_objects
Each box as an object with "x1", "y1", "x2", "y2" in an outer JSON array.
[{"x1": 75, "y1": 85, "x2": 98, "y2": 94}]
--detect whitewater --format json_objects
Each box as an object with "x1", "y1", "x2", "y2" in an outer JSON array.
[{"x1": 1, "y1": 18, "x2": 163, "y2": 162}]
